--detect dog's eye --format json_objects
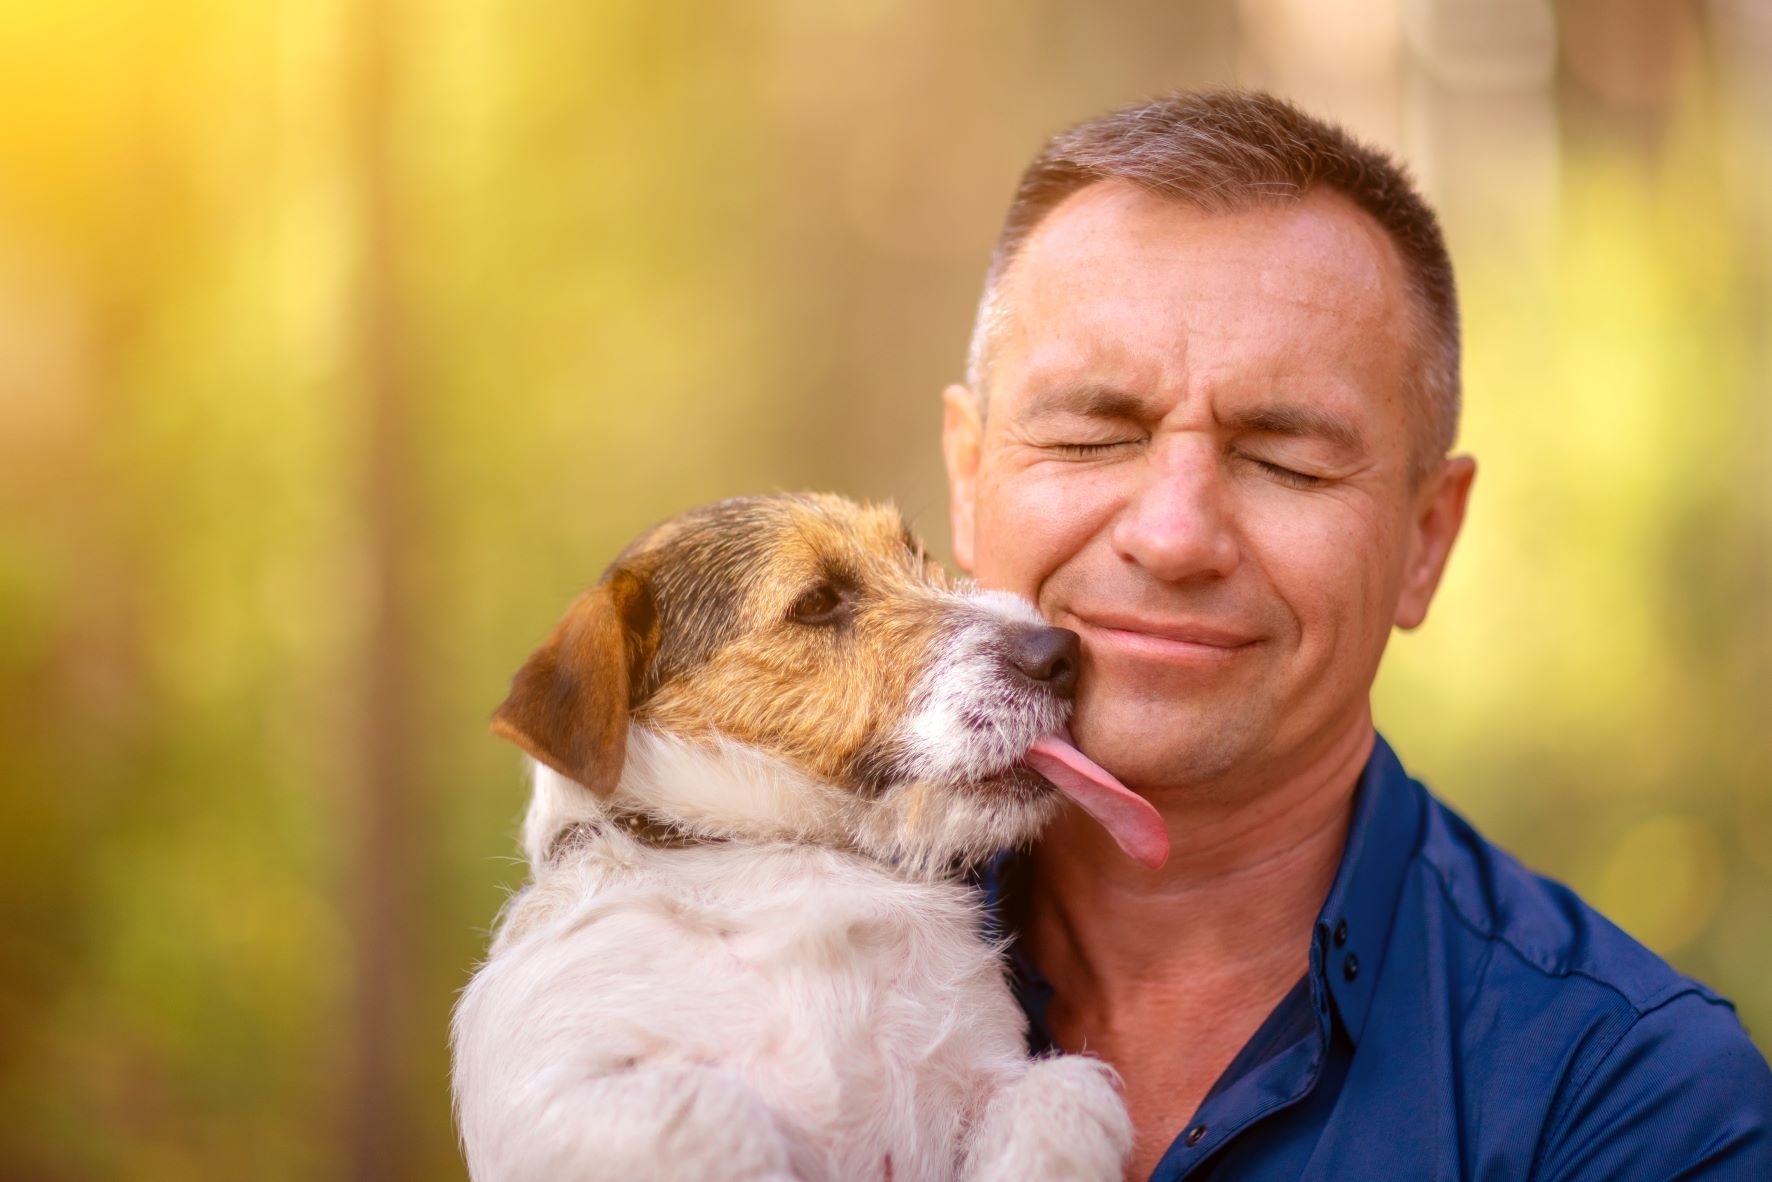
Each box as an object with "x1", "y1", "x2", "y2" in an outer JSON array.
[{"x1": 789, "y1": 584, "x2": 847, "y2": 625}]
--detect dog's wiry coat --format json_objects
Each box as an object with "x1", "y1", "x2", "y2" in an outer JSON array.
[{"x1": 452, "y1": 494, "x2": 1133, "y2": 1181}]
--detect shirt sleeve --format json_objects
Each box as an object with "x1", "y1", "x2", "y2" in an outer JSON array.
[{"x1": 1535, "y1": 991, "x2": 1772, "y2": 1181}]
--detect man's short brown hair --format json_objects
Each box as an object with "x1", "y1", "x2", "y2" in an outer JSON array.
[{"x1": 967, "y1": 89, "x2": 1460, "y2": 474}]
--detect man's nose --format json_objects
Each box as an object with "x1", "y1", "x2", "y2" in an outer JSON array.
[{"x1": 1111, "y1": 438, "x2": 1240, "y2": 582}]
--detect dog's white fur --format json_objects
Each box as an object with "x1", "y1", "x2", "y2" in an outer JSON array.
[{"x1": 453, "y1": 554, "x2": 1133, "y2": 1180}]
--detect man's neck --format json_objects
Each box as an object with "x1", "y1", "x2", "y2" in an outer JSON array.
[
  {"x1": 1019, "y1": 721, "x2": 1373, "y2": 1167},
  {"x1": 1026, "y1": 721, "x2": 1372, "y2": 986}
]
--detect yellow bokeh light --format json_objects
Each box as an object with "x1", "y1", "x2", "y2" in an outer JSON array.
[{"x1": 1592, "y1": 815, "x2": 1727, "y2": 956}]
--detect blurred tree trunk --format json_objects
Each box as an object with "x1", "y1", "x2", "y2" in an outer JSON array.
[{"x1": 347, "y1": 0, "x2": 420, "y2": 1176}]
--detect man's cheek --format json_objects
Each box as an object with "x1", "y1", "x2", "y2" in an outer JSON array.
[
  {"x1": 1022, "y1": 462, "x2": 1124, "y2": 530},
  {"x1": 1255, "y1": 498, "x2": 1373, "y2": 584},
  {"x1": 973, "y1": 488, "x2": 1049, "y2": 593},
  {"x1": 980, "y1": 470, "x2": 1106, "y2": 587}
]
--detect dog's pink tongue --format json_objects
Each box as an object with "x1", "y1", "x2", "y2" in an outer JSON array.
[{"x1": 1024, "y1": 734, "x2": 1170, "y2": 869}]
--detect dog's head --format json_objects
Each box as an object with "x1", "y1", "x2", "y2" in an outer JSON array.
[{"x1": 494, "y1": 494, "x2": 1166, "y2": 873}]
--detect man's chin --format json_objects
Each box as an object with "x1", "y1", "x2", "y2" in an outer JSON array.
[{"x1": 1069, "y1": 701, "x2": 1271, "y2": 796}]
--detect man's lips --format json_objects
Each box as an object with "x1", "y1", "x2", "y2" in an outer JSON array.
[{"x1": 1070, "y1": 613, "x2": 1262, "y2": 661}]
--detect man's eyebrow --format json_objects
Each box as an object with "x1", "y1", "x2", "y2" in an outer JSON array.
[
  {"x1": 1227, "y1": 403, "x2": 1365, "y2": 451},
  {"x1": 1014, "y1": 382, "x2": 1150, "y2": 423}
]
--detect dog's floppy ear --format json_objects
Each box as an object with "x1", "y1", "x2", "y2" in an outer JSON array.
[{"x1": 491, "y1": 567, "x2": 659, "y2": 797}]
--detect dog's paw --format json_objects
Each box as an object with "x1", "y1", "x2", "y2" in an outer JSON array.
[{"x1": 963, "y1": 1054, "x2": 1134, "y2": 1182}]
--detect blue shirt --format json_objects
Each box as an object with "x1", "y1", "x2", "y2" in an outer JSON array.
[{"x1": 982, "y1": 734, "x2": 1772, "y2": 1180}]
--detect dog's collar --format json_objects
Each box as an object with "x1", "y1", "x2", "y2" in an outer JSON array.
[{"x1": 546, "y1": 809, "x2": 729, "y2": 861}]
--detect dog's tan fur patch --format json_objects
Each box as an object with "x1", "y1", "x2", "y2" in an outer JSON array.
[
  {"x1": 498, "y1": 494, "x2": 960, "y2": 799},
  {"x1": 639, "y1": 498, "x2": 952, "y2": 789}
]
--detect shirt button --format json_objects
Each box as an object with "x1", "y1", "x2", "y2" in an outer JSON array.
[
  {"x1": 1186, "y1": 1124, "x2": 1208, "y2": 1147},
  {"x1": 1343, "y1": 953, "x2": 1360, "y2": 982},
  {"x1": 1333, "y1": 919, "x2": 1349, "y2": 947}
]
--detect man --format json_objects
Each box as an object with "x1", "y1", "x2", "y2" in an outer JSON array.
[{"x1": 942, "y1": 90, "x2": 1772, "y2": 1180}]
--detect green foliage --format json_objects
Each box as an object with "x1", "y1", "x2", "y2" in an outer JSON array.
[{"x1": 1, "y1": 1, "x2": 1767, "y2": 1176}]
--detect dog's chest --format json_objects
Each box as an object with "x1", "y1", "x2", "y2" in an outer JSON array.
[{"x1": 523, "y1": 843, "x2": 1031, "y2": 1175}]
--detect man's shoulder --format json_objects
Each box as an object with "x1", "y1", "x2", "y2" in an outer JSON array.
[
  {"x1": 1381, "y1": 775, "x2": 1772, "y2": 1177},
  {"x1": 1408, "y1": 781, "x2": 1727, "y2": 1015}
]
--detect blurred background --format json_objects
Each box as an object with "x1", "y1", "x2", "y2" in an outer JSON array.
[{"x1": 2, "y1": 0, "x2": 1768, "y2": 1176}]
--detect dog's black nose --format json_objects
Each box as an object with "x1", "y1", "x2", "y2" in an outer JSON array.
[{"x1": 1007, "y1": 626, "x2": 1080, "y2": 698}]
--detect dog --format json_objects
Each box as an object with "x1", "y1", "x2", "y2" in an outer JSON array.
[{"x1": 451, "y1": 493, "x2": 1169, "y2": 1181}]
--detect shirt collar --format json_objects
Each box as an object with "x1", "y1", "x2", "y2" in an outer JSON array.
[{"x1": 1312, "y1": 731, "x2": 1426, "y2": 1046}]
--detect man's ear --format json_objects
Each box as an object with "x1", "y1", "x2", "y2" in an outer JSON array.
[
  {"x1": 491, "y1": 567, "x2": 659, "y2": 796},
  {"x1": 1395, "y1": 455, "x2": 1476, "y2": 630},
  {"x1": 942, "y1": 383, "x2": 983, "y2": 574}
]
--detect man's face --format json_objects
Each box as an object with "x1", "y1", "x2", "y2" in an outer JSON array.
[{"x1": 943, "y1": 180, "x2": 1473, "y2": 795}]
